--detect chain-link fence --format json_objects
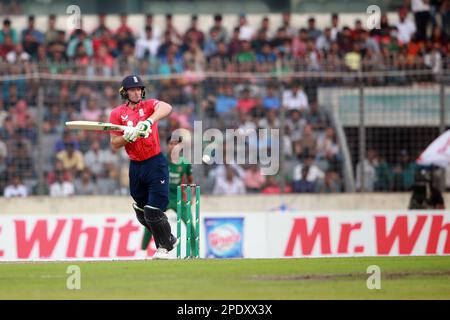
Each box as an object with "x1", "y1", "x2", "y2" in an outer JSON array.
[{"x1": 0, "y1": 60, "x2": 449, "y2": 197}]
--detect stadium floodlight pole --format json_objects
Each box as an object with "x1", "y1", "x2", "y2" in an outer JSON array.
[
  {"x1": 439, "y1": 70, "x2": 446, "y2": 135},
  {"x1": 358, "y1": 71, "x2": 366, "y2": 193},
  {"x1": 36, "y1": 87, "x2": 45, "y2": 195},
  {"x1": 438, "y1": 70, "x2": 447, "y2": 192},
  {"x1": 277, "y1": 69, "x2": 286, "y2": 194}
]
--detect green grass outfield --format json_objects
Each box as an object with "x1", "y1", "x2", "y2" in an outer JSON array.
[{"x1": 0, "y1": 256, "x2": 449, "y2": 299}]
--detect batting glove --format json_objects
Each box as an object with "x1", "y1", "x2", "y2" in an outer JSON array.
[
  {"x1": 123, "y1": 126, "x2": 139, "y2": 143},
  {"x1": 136, "y1": 119, "x2": 153, "y2": 138}
]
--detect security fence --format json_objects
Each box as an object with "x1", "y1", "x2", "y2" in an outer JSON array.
[{"x1": 0, "y1": 61, "x2": 449, "y2": 197}]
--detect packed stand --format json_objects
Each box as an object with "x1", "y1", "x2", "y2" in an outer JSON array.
[{"x1": 1, "y1": 6, "x2": 448, "y2": 196}]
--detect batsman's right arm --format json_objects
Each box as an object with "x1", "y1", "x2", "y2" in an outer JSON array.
[{"x1": 110, "y1": 134, "x2": 128, "y2": 151}]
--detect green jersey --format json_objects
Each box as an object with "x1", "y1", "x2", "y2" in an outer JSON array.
[{"x1": 168, "y1": 156, "x2": 192, "y2": 199}]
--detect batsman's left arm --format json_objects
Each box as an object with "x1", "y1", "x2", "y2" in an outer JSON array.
[
  {"x1": 137, "y1": 101, "x2": 172, "y2": 136},
  {"x1": 148, "y1": 101, "x2": 173, "y2": 123}
]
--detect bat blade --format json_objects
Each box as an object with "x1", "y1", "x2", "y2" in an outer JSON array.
[{"x1": 65, "y1": 121, "x2": 128, "y2": 131}]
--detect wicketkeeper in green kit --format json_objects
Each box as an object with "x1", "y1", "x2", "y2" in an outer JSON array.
[{"x1": 139, "y1": 134, "x2": 197, "y2": 255}]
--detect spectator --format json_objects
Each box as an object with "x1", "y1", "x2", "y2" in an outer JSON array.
[
  {"x1": 210, "y1": 14, "x2": 228, "y2": 42},
  {"x1": 0, "y1": 18, "x2": 18, "y2": 44},
  {"x1": 307, "y1": 17, "x2": 322, "y2": 40},
  {"x1": 208, "y1": 41, "x2": 231, "y2": 70},
  {"x1": 6, "y1": 43, "x2": 30, "y2": 63},
  {"x1": 262, "y1": 175, "x2": 292, "y2": 194},
  {"x1": 213, "y1": 165, "x2": 246, "y2": 195},
  {"x1": 56, "y1": 141, "x2": 84, "y2": 176},
  {"x1": 7, "y1": 139, "x2": 33, "y2": 181},
  {"x1": 281, "y1": 12, "x2": 296, "y2": 39},
  {"x1": 3, "y1": 175, "x2": 27, "y2": 198},
  {"x1": 292, "y1": 166, "x2": 316, "y2": 193},
  {"x1": 316, "y1": 127, "x2": 340, "y2": 172},
  {"x1": 158, "y1": 44, "x2": 183, "y2": 75},
  {"x1": 140, "y1": 13, "x2": 161, "y2": 40},
  {"x1": 21, "y1": 15, "x2": 44, "y2": 45},
  {"x1": 50, "y1": 170, "x2": 75, "y2": 197},
  {"x1": 286, "y1": 109, "x2": 307, "y2": 142},
  {"x1": 262, "y1": 85, "x2": 281, "y2": 110},
  {"x1": 292, "y1": 28, "x2": 309, "y2": 58},
  {"x1": 244, "y1": 165, "x2": 266, "y2": 192},
  {"x1": 316, "y1": 170, "x2": 342, "y2": 193},
  {"x1": 164, "y1": 14, "x2": 182, "y2": 43},
  {"x1": 92, "y1": 14, "x2": 111, "y2": 39},
  {"x1": 74, "y1": 169, "x2": 97, "y2": 195},
  {"x1": 83, "y1": 140, "x2": 109, "y2": 178},
  {"x1": 355, "y1": 148, "x2": 377, "y2": 192},
  {"x1": 237, "y1": 13, "x2": 254, "y2": 41},
  {"x1": 115, "y1": 13, "x2": 134, "y2": 39},
  {"x1": 282, "y1": 82, "x2": 309, "y2": 111},
  {"x1": 256, "y1": 42, "x2": 276, "y2": 72},
  {"x1": 135, "y1": 26, "x2": 159, "y2": 59},
  {"x1": 204, "y1": 27, "x2": 220, "y2": 57},
  {"x1": 395, "y1": 8, "x2": 417, "y2": 44},
  {"x1": 157, "y1": 31, "x2": 174, "y2": 58},
  {"x1": 293, "y1": 125, "x2": 317, "y2": 159},
  {"x1": 392, "y1": 149, "x2": 418, "y2": 191},
  {"x1": 215, "y1": 84, "x2": 237, "y2": 114},
  {"x1": 258, "y1": 108, "x2": 280, "y2": 129},
  {"x1": 183, "y1": 15, "x2": 205, "y2": 47},
  {"x1": 360, "y1": 30, "x2": 380, "y2": 55},
  {"x1": 257, "y1": 16, "x2": 273, "y2": 40},
  {"x1": 351, "y1": 19, "x2": 365, "y2": 41},
  {"x1": 229, "y1": 27, "x2": 242, "y2": 57},
  {"x1": 81, "y1": 97, "x2": 102, "y2": 121},
  {"x1": 45, "y1": 14, "x2": 61, "y2": 44},
  {"x1": 66, "y1": 29, "x2": 93, "y2": 58},
  {"x1": 252, "y1": 28, "x2": 268, "y2": 54},
  {"x1": 330, "y1": 13, "x2": 340, "y2": 41},
  {"x1": 293, "y1": 153, "x2": 325, "y2": 188},
  {"x1": 373, "y1": 155, "x2": 393, "y2": 192},
  {"x1": 410, "y1": 0, "x2": 431, "y2": 41},
  {"x1": 344, "y1": 42, "x2": 362, "y2": 71},
  {"x1": 306, "y1": 101, "x2": 328, "y2": 131},
  {"x1": 236, "y1": 87, "x2": 258, "y2": 114},
  {"x1": 0, "y1": 35, "x2": 15, "y2": 58},
  {"x1": 316, "y1": 27, "x2": 333, "y2": 53},
  {"x1": 94, "y1": 43, "x2": 115, "y2": 73},
  {"x1": 424, "y1": 41, "x2": 443, "y2": 73},
  {"x1": 337, "y1": 26, "x2": 353, "y2": 53},
  {"x1": 371, "y1": 13, "x2": 391, "y2": 39},
  {"x1": 236, "y1": 39, "x2": 256, "y2": 67},
  {"x1": 183, "y1": 40, "x2": 206, "y2": 71}
]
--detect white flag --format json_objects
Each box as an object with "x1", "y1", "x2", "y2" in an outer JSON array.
[{"x1": 417, "y1": 129, "x2": 450, "y2": 168}]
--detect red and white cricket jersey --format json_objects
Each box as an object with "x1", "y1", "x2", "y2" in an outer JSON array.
[{"x1": 109, "y1": 99, "x2": 161, "y2": 161}]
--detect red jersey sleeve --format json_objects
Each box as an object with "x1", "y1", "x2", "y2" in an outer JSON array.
[
  {"x1": 146, "y1": 99, "x2": 160, "y2": 115},
  {"x1": 109, "y1": 108, "x2": 122, "y2": 136}
]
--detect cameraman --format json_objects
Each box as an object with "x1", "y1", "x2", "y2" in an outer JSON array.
[{"x1": 408, "y1": 167, "x2": 445, "y2": 209}]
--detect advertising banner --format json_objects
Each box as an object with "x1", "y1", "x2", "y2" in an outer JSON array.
[
  {"x1": 204, "y1": 217, "x2": 244, "y2": 258},
  {"x1": 0, "y1": 211, "x2": 448, "y2": 261}
]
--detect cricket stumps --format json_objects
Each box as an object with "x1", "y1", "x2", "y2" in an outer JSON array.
[{"x1": 176, "y1": 184, "x2": 200, "y2": 259}]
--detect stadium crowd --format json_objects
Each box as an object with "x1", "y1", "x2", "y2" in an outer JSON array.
[{"x1": 0, "y1": 6, "x2": 449, "y2": 197}]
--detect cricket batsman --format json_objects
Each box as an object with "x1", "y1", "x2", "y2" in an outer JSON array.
[
  {"x1": 140, "y1": 134, "x2": 197, "y2": 256},
  {"x1": 110, "y1": 75, "x2": 177, "y2": 259}
]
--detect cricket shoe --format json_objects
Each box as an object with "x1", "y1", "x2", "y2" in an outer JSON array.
[{"x1": 152, "y1": 236, "x2": 179, "y2": 260}]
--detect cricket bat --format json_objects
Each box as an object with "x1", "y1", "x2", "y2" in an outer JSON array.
[{"x1": 65, "y1": 121, "x2": 129, "y2": 132}]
